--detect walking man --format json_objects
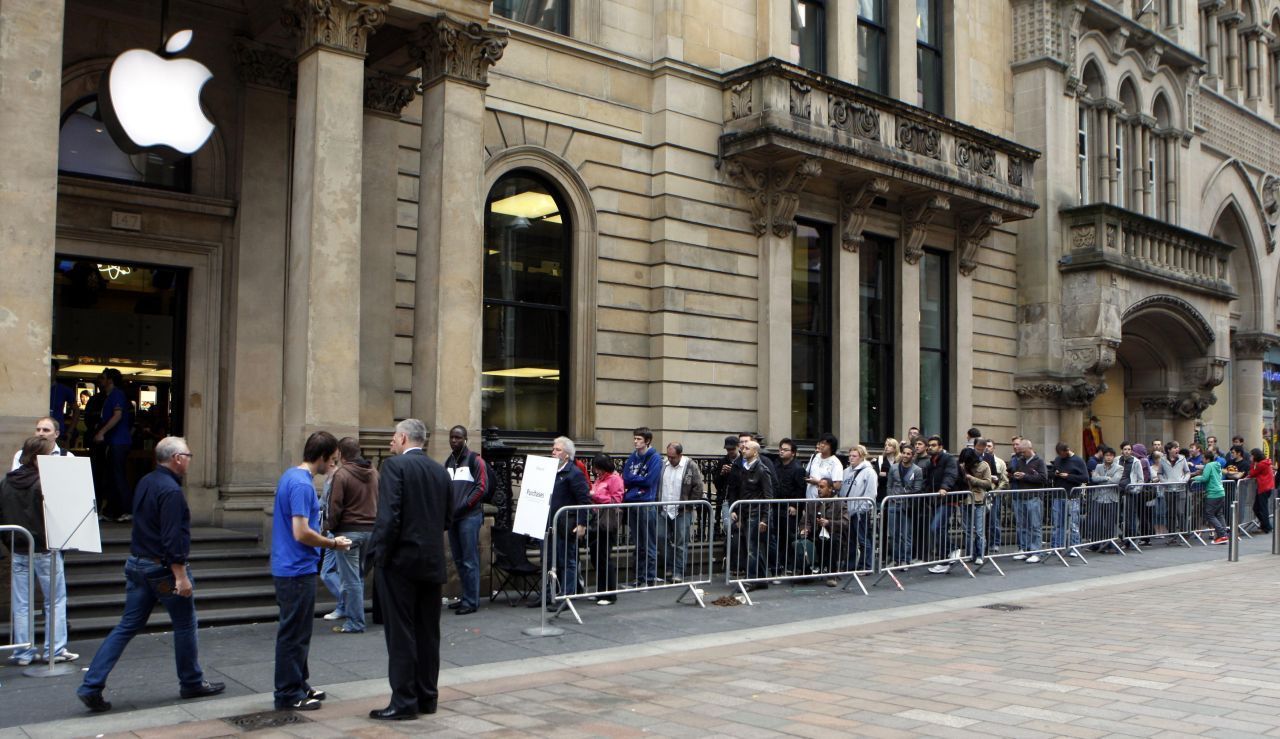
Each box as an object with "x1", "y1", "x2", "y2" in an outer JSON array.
[
  {"x1": 271, "y1": 432, "x2": 351, "y2": 711},
  {"x1": 77, "y1": 437, "x2": 223, "y2": 712},
  {"x1": 444, "y1": 426, "x2": 487, "y2": 616},
  {"x1": 367, "y1": 419, "x2": 453, "y2": 720}
]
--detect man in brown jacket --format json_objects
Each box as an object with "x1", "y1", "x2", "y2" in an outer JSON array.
[
  {"x1": 322, "y1": 437, "x2": 378, "y2": 633},
  {"x1": 657, "y1": 441, "x2": 705, "y2": 583}
]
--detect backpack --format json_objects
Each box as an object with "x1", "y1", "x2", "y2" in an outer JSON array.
[{"x1": 476, "y1": 454, "x2": 499, "y2": 505}]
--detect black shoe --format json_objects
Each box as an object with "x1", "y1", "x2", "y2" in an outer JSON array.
[
  {"x1": 180, "y1": 680, "x2": 226, "y2": 699},
  {"x1": 369, "y1": 706, "x2": 418, "y2": 721},
  {"x1": 307, "y1": 688, "x2": 326, "y2": 701},
  {"x1": 280, "y1": 697, "x2": 322, "y2": 711},
  {"x1": 79, "y1": 692, "x2": 112, "y2": 713},
  {"x1": 418, "y1": 700, "x2": 438, "y2": 714},
  {"x1": 446, "y1": 601, "x2": 461, "y2": 610},
  {"x1": 454, "y1": 606, "x2": 477, "y2": 615},
  {"x1": 744, "y1": 583, "x2": 769, "y2": 592}
]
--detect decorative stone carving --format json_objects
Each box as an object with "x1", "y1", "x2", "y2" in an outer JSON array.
[
  {"x1": 730, "y1": 80, "x2": 753, "y2": 119},
  {"x1": 1183, "y1": 359, "x2": 1227, "y2": 390},
  {"x1": 1064, "y1": 342, "x2": 1118, "y2": 377},
  {"x1": 828, "y1": 96, "x2": 880, "y2": 141},
  {"x1": 1014, "y1": 382, "x2": 1066, "y2": 400},
  {"x1": 1173, "y1": 390, "x2": 1216, "y2": 419},
  {"x1": 363, "y1": 70, "x2": 418, "y2": 115},
  {"x1": 1124, "y1": 295, "x2": 1216, "y2": 345},
  {"x1": 1008, "y1": 156, "x2": 1024, "y2": 186},
  {"x1": 901, "y1": 195, "x2": 950, "y2": 264},
  {"x1": 1139, "y1": 395, "x2": 1180, "y2": 413},
  {"x1": 1071, "y1": 225, "x2": 1096, "y2": 249},
  {"x1": 956, "y1": 209, "x2": 1003, "y2": 275},
  {"x1": 1262, "y1": 174, "x2": 1280, "y2": 254},
  {"x1": 725, "y1": 158, "x2": 822, "y2": 238},
  {"x1": 1061, "y1": 378, "x2": 1103, "y2": 408},
  {"x1": 282, "y1": 0, "x2": 389, "y2": 56},
  {"x1": 789, "y1": 80, "x2": 812, "y2": 119},
  {"x1": 232, "y1": 38, "x2": 294, "y2": 91},
  {"x1": 1231, "y1": 331, "x2": 1280, "y2": 359},
  {"x1": 1014, "y1": 377, "x2": 1104, "y2": 408},
  {"x1": 1063, "y1": 3, "x2": 1085, "y2": 96},
  {"x1": 955, "y1": 141, "x2": 996, "y2": 177},
  {"x1": 838, "y1": 178, "x2": 890, "y2": 252},
  {"x1": 410, "y1": 13, "x2": 509, "y2": 88},
  {"x1": 896, "y1": 121, "x2": 941, "y2": 159}
]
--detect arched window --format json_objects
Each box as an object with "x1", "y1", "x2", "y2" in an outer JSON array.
[
  {"x1": 1079, "y1": 61, "x2": 1105, "y2": 205},
  {"x1": 482, "y1": 171, "x2": 572, "y2": 434},
  {"x1": 1118, "y1": 80, "x2": 1140, "y2": 210},
  {"x1": 57, "y1": 96, "x2": 191, "y2": 190},
  {"x1": 1152, "y1": 94, "x2": 1174, "y2": 222}
]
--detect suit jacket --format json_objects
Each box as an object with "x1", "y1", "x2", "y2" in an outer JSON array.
[
  {"x1": 368, "y1": 449, "x2": 454, "y2": 583},
  {"x1": 547, "y1": 461, "x2": 592, "y2": 529}
]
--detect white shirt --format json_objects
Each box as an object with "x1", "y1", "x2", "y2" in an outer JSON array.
[
  {"x1": 11, "y1": 445, "x2": 67, "y2": 472},
  {"x1": 805, "y1": 454, "x2": 844, "y2": 499},
  {"x1": 660, "y1": 457, "x2": 686, "y2": 518}
]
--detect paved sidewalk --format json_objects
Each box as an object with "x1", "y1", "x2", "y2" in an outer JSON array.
[{"x1": 3, "y1": 536, "x2": 1279, "y2": 738}]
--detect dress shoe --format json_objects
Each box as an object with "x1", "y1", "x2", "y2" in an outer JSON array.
[
  {"x1": 446, "y1": 601, "x2": 461, "y2": 610},
  {"x1": 418, "y1": 700, "x2": 438, "y2": 714},
  {"x1": 369, "y1": 706, "x2": 418, "y2": 721},
  {"x1": 279, "y1": 697, "x2": 322, "y2": 711},
  {"x1": 79, "y1": 692, "x2": 112, "y2": 713},
  {"x1": 180, "y1": 680, "x2": 226, "y2": 699},
  {"x1": 307, "y1": 688, "x2": 326, "y2": 701},
  {"x1": 454, "y1": 606, "x2": 477, "y2": 616}
]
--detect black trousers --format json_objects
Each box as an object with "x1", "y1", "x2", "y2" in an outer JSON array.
[{"x1": 375, "y1": 568, "x2": 442, "y2": 712}]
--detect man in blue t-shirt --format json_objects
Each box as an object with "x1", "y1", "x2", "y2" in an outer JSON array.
[
  {"x1": 94, "y1": 369, "x2": 134, "y2": 521},
  {"x1": 270, "y1": 431, "x2": 350, "y2": 712}
]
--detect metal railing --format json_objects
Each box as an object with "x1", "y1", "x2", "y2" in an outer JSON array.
[
  {"x1": 724, "y1": 497, "x2": 877, "y2": 604},
  {"x1": 3, "y1": 526, "x2": 38, "y2": 662},
  {"x1": 874, "y1": 491, "x2": 981, "y2": 590},
  {"x1": 1073, "y1": 484, "x2": 1125, "y2": 556},
  {"x1": 1122, "y1": 482, "x2": 1194, "y2": 550},
  {"x1": 982, "y1": 487, "x2": 1077, "y2": 572}
]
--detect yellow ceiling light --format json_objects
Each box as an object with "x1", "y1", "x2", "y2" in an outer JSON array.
[
  {"x1": 60, "y1": 363, "x2": 172, "y2": 380},
  {"x1": 482, "y1": 367, "x2": 561, "y2": 379},
  {"x1": 489, "y1": 191, "x2": 560, "y2": 220}
]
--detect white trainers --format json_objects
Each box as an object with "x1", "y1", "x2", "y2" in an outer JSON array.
[
  {"x1": 975, "y1": 557, "x2": 985, "y2": 566},
  {"x1": 948, "y1": 549, "x2": 962, "y2": 560},
  {"x1": 1067, "y1": 550, "x2": 1080, "y2": 558},
  {"x1": 322, "y1": 611, "x2": 344, "y2": 621},
  {"x1": 51, "y1": 651, "x2": 79, "y2": 663},
  {"x1": 1012, "y1": 553, "x2": 1027, "y2": 561},
  {"x1": 928, "y1": 564, "x2": 952, "y2": 574},
  {"x1": 1026, "y1": 554, "x2": 1042, "y2": 564}
]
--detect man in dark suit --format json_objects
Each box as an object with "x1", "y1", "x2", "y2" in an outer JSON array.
[{"x1": 366, "y1": 418, "x2": 453, "y2": 721}]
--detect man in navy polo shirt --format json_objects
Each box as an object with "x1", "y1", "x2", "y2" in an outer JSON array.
[{"x1": 271, "y1": 431, "x2": 350, "y2": 712}]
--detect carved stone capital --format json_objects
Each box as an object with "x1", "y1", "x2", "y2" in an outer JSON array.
[
  {"x1": 901, "y1": 195, "x2": 949, "y2": 264},
  {"x1": 410, "y1": 13, "x2": 509, "y2": 88},
  {"x1": 364, "y1": 70, "x2": 418, "y2": 116},
  {"x1": 1232, "y1": 331, "x2": 1280, "y2": 360},
  {"x1": 282, "y1": 0, "x2": 389, "y2": 56},
  {"x1": 838, "y1": 178, "x2": 889, "y2": 252},
  {"x1": 956, "y1": 209, "x2": 1002, "y2": 276},
  {"x1": 1183, "y1": 358, "x2": 1228, "y2": 390},
  {"x1": 1014, "y1": 376, "x2": 1105, "y2": 409},
  {"x1": 726, "y1": 158, "x2": 822, "y2": 238},
  {"x1": 232, "y1": 38, "x2": 295, "y2": 92},
  {"x1": 1064, "y1": 341, "x2": 1120, "y2": 378}
]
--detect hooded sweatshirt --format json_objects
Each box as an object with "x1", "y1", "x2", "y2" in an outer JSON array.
[
  {"x1": 326, "y1": 458, "x2": 379, "y2": 533},
  {"x1": 0, "y1": 465, "x2": 48, "y2": 550},
  {"x1": 622, "y1": 446, "x2": 663, "y2": 503}
]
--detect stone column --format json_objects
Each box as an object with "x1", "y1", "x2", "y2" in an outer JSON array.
[
  {"x1": 1204, "y1": 4, "x2": 1221, "y2": 84},
  {"x1": 726, "y1": 158, "x2": 820, "y2": 446},
  {"x1": 1245, "y1": 29, "x2": 1261, "y2": 106},
  {"x1": 828, "y1": 0, "x2": 858, "y2": 82},
  {"x1": 359, "y1": 72, "x2": 416, "y2": 434},
  {"x1": 888, "y1": 0, "x2": 917, "y2": 106},
  {"x1": 408, "y1": 14, "x2": 508, "y2": 459},
  {"x1": 1232, "y1": 333, "x2": 1279, "y2": 449},
  {"x1": 281, "y1": 0, "x2": 387, "y2": 451},
  {"x1": 757, "y1": 0, "x2": 791, "y2": 61},
  {"x1": 224, "y1": 40, "x2": 293, "y2": 495},
  {"x1": 0, "y1": 0, "x2": 64, "y2": 453},
  {"x1": 1223, "y1": 13, "x2": 1243, "y2": 99},
  {"x1": 1138, "y1": 119, "x2": 1153, "y2": 215},
  {"x1": 1105, "y1": 104, "x2": 1119, "y2": 204}
]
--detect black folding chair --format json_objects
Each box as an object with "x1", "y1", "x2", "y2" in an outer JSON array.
[{"x1": 489, "y1": 527, "x2": 541, "y2": 606}]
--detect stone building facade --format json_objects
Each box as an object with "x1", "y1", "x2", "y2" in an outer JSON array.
[{"x1": 0, "y1": 0, "x2": 1275, "y2": 527}]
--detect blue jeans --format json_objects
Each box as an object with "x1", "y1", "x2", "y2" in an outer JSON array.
[
  {"x1": 273, "y1": 574, "x2": 316, "y2": 707},
  {"x1": 107, "y1": 443, "x2": 132, "y2": 517},
  {"x1": 967, "y1": 503, "x2": 988, "y2": 558},
  {"x1": 11, "y1": 552, "x2": 67, "y2": 661},
  {"x1": 330, "y1": 532, "x2": 369, "y2": 631},
  {"x1": 448, "y1": 512, "x2": 483, "y2": 610},
  {"x1": 848, "y1": 511, "x2": 874, "y2": 571},
  {"x1": 79, "y1": 556, "x2": 204, "y2": 696},
  {"x1": 634, "y1": 506, "x2": 658, "y2": 583},
  {"x1": 657, "y1": 509, "x2": 691, "y2": 580},
  {"x1": 986, "y1": 496, "x2": 1003, "y2": 549},
  {"x1": 1050, "y1": 497, "x2": 1081, "y2": 549},
  {"x1": 743, "y1": 511, "x2": 769, "y2": 579},
  {"x1": 1014, "y1": 493, "x2": 1043, "y2": 551},
  {"x1": 886, "y1": 502, "x2": 912, "y2": 564},
  {"x1": 549, "y1": 523, "x2": 580, "y2": 597}
]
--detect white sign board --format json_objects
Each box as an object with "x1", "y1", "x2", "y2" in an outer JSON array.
[
  {"x1": 36, "y1": 455, "x2": 102, "y2": 553},
  {"x1": 512, "y1": 455, "x2": 559, "y2": 540}
]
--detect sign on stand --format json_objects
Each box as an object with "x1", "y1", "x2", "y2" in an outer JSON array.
[
  {"x1": 512, "y1": 455, "x2": 558, "y2": 539},
  {"x1": 37, "y1": 455, "x2": 102, "y2": 554}
]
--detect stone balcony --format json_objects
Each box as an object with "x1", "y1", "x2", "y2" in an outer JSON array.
[
  {"x1": 718, "y1": 59, "x2": 1040, "y2": 227},
  {"x1": 1058, "y1": 203, "x2": 1237, "y2": 299}
]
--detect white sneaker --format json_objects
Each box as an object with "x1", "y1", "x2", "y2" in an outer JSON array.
[
  {"x1": 975, "y1": 557, "x2": 985, "y2": 566},
  {"x1": 51, "y1": 651, "x2": 79, "y2": 663},
  {"x1": 1067, "y1": 550, "x2": 1080, "y2": 558},
  {"x1": 322, "y1": 610, "x2": 344, "y2": 621},
  {"x1": 928, "y1": 564, "x2": 952, "y2": 574},
  {"x1": 1012, "y1": 553, "x2": 1027, "y2": 561},
  {"x1": 1026, "y1": 554, "x2": 1042, "y2": 564},
  {"x1": 949, "y1": 549, "x2": 962, "y2": 560},
  {"x1": 12, "y1": 655, "x2": 32, "y2": 667}
]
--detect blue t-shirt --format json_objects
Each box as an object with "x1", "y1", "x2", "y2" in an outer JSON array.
[
  {"x1": 101, "y1": 388, "x2": 132, "y2": 445},
  {"x1": 271, "y1": 467, "x2": 322, "y2": 577},
  {"x1": 49, "y1": 383, "x2": 76, "y2": 434}
]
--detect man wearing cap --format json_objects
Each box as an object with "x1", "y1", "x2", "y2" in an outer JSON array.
[{"x1": 713, "y1": 435, "x2": 741, "y2": 572}]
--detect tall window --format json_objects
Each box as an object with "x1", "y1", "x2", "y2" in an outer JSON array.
[
  {"x1": 482, "y1": 172, "x2": 571, "y2": 433},
  {"x1": 916, "y1": 0, "x2": 943, "y2": 114},
  {"x1": 858, "y1": 0, "x2": 888, "y2": 94},
  {"x1": 919, "y1": 250, "x2": 949, "y2": 440},
  {"x1": 493, "y1": 0, "x2": 569, "y2": 35},
  {"x1": 860, "y1": 237, "x2": 895, "y2": 445},
  {"x1": 1115, "y1": 129, "x2": 1126, "y2": 209},
  {"x1": 792, "y1": 221, "x2": 832, "y2": 441},
  {"x1": 1077, "y1": 106, "x2": 1090, "y2": 204},
  {"x1": 58, "y1": 97, "x2": 191, "y2": 191},
  {"x1": 791, "y1": 0, "x2": 826, "y2": 73}
]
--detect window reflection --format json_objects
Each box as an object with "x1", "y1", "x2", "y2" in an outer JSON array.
[
  {"x1": 792, "y1": 222, "x2": 831, "y2": 441},
  {"x1": 58, "y1": 97, "x2": 191, "y2": 190},
  {"x1": 791, "y1": 0, "x2": 826, "y2": 73},
  {"x1": 860, "y1": 237, "x2": 894, "y2": 444},
  {"x1": 919, "y1": 250, "x2": 949, "y2": 438},
  {"x1": 494, "y1": 0, "x2": 569, "y2": 35},
  {"x1": 858, "y1": 0, "x2": 888, "y2": 94}
]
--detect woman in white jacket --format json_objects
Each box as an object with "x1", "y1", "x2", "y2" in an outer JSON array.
[{"x1": 841, "y1": 445, "x2": 878, "y2": 572}]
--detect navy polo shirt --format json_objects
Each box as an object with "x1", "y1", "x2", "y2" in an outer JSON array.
[{"x1": 130, "y1": 466, "x2": 191, "y2": 566}]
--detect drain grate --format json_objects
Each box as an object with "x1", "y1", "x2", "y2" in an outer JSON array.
[
  {"x1": 223, "y1": 710, "x2": 311, "y2": 731},
  {"x1": 981, "y1": 603, "x2": 1027, "y2": 612}
]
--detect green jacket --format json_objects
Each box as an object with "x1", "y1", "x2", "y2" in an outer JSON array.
[{"x1": 1192, "y1": 460, "x2": 1225, "y2": 499}]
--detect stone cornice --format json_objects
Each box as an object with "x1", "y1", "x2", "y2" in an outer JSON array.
[
  {"x1": 725, "y1": 158, "x2": 821, "y2": 238},
  {"x1": 282, "y1": 0, "x2": 388, "y2": 57},
  {"x1": 363, "y1": 70, "x2": 418, "y2": 116},
  {"x1": 231, "y1": 38, "x2": 294, "y2": 92},
  {"x1": 838, "y1": 178, "x2": 889, "y2": 252},
  {"x1": 1231, "y1": 331, "x2": 1280, "y2": 359},
  {"x1": 410, "y1": 13, "x2": 509, "y2": 89}
]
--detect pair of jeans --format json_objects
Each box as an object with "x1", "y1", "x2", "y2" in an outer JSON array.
[
  {"x1": 633, "y1": 506, "x2": 658, "y2": 583},
  {"x1": 847, "y1": 511, "x2": 874, "y2": 571},
  {"x1": 1123, "y1": 491, "x2": 1145, "y2": 540},
  {"x1": 1013, "y1": 493, "x2": 1043, "y2": 551},
  {"x1": 657, "y1": 509, "x2": 691, "y2": 580},
  {"x1": 966, "y1": 503, "x2": 988, "y2": 558},
  {"x1": 448, "y1": 512, "x2": 483, "y2": 610},
  {"x1": 1203, "y1": 496, "x2": 1229, "y2": 539},
  {"x1": 328, "y1": 531, "x2": 370, "y2": 631},
  {"x1": 742, "y1": 511, "x2": 769, "y2": 579},
  {"x1": 106, "y1": 443, "x2": 132, "y2": 518},
  {"x1": 548, "y1": 524, "x2": 580, "y2": 597},
  {"x1": 886, "y1": 502, "x2": 912, "y2": 564},
  {"x1": 929, "y1": 504, "x2": 962, "y2": 561},
  {"x1": 589, "y1": 526, "x2": 619, "y2": 595},
  {"x1": 986, "y1": 495, "x2": 1003, "y2": 549},
  {"x1": 11, "y1": 552, "x2": 67, "y2": 661},
  {"x1": 80, "y1": 556, "x2": 204, "y2": 696},
  {"x1": 273, "y1": 574, "x2": 317, "y2": 707},
  {"x1": 1050, "y1": 497, "x2": 1081, "y2": 549}
]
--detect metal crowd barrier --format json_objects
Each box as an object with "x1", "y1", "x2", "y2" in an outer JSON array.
[
  {"x1": 1121, "y1": 482, "x2": 1194, "y2": 550},
  {"x1": 542, "y1": 500, "x2": 714, "y2": 624},
  {"x1": 723, "y1": 496, "x2": 877, "y2": 604},
  {"x1": 981, "y1": 487, "x2": 1075, "y2": 573},
  {"x1": 3, "y1": 527, "x2": 38, "y2": 660},
  {"x1": 874, "y1": 491, "x2": 979, "y2": 590},
  {"x1": 1229, "y1": 478, "x2": 1263, "y2": 537},
  {"x1": 1073, "y1": 484, "x2": 1125, "y2": 557}
]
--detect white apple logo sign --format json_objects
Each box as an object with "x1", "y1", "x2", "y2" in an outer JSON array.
[{"x1": 99, "y1": 30, "x2": 215, "y2": 158}]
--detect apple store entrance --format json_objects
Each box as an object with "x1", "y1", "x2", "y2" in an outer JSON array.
[{"x1": 51, "y1": 257, "x2": 189, "y2": 501}]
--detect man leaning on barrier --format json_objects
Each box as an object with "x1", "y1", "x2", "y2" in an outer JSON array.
[
  {"x1": 841, "y1": 445, "x2": 877, "y2": 572},
  {"x1": 885, "y1": 445, "x2": 923, "y2": 567},
  {"x1": 545, "y1": 436, "x2": 590, "y2": 607},
  {"x1": 1087, "y1": 446, "x2": 1124, "y2": 551},
  {"x1": 732, "y1": 440, "x2": 774, "y2": 592},
  {"x1": 921, "y1": 436, "x2": 960, "y2": 565},
  {"x1": 1048, "y1": 443, "x2": 1088, "y2": 557},
  {"x1": 657, "y1": 442, "x2": 703, "y2": 584},
  {"x1": 1010, "y1": 438, "x2": 1048, "y2": 562},
  {"x1": 622, "y1": 428, "x2": 663, "y2": 586}
]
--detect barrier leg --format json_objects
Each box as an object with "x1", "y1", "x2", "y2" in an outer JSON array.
[
  {"x1": 522, "y1": 544, "x2": 565, "y2": 638},
  {"x1": 676, "y1": 582, "x2": 706, "y2": 607},
  {"x1": 872, "y1": 567, "x2": 903, "y2": 591},
  {"x1": 1070, "y1": 547, "x2": 1089, "y2": 565},
  {"x1": 839, "y1": 573, "x2": 868, "y2": 596}
]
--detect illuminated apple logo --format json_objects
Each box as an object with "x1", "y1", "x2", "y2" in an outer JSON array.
[{"x1": 98, "y1": 30, "x2": 214, "y2": 158}]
